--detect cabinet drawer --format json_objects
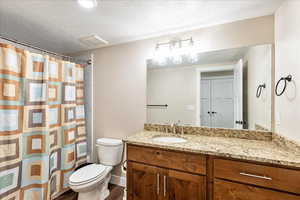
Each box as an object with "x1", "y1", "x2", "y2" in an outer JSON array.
[
  {"x1": 214, "y1": 179, "x2": 300, "y2": 200},
  {"x1": 127, "y1": 145, "x2": 206, "y2": 175},
  {"x1": 214, "y1": 159, "x2": 300, "y2": 195}
]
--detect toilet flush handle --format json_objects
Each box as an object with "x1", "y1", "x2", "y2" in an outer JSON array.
[{"x1": 122, "y1": 160, "x2": 127, "y2": 171}]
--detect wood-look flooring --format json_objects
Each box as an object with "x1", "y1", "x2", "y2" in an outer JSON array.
[{"x1": 55, "y1": 184, "x2": 124, "y2": 200}]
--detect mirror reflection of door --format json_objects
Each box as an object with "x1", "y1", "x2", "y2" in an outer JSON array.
[
  {"x1": 200, "y1": 72, "x2": 234, "y2": 128},
  {"x1": 234, "y1": 59, "x2": 244, "y2": 129},
  {"x1": 200, "y1": 80, "x2": 211, "y2": 127},
  {"x1": 146, "y1": 44, "x2": 272, "y2": 131}
]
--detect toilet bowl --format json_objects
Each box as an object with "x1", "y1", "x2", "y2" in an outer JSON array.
[{"x1": 69, "y1": 138, "x2": 123, "y2": 200}]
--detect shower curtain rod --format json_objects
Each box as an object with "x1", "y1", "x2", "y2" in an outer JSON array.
[{"x1": 0, "y1": 35, "x2": 91, "y2": 65}]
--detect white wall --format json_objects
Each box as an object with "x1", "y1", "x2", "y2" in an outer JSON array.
[
  {"x1": 92, "y1": 42, "x2": 148, "y2": 139},
  {"x1": 147, "y1": 66, "x2": 197, "y2": 125},
  {"x1": 275, "y1": 0, "x2": 300, "y2": 143},
  {"x1": 147, "y1": 65, "x2": 234, "y2": 126},
  {"x1": 243, "y1": 45, "x2": 272, "y2": 130}
]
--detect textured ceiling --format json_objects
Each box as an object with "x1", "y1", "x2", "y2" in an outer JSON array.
[{"x1": 0, "y1": 0, "x2": 284, "y2": 54}]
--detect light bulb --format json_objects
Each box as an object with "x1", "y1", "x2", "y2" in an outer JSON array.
[
  {"x1": 153, "y1": 45, "x2": 170, "y2": 66},
  {"x1": 78, "y1": 0, "x2": 98, "y2": 9},
  {"x1": 172, "y1": 55, "x2": 182, "y2": 64},
  {"x1": 188, "y1": 53, "x2": 198, "y2": 63}
]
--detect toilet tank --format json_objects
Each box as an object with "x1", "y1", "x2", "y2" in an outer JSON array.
[{"x1": 96, "y1": 138, "x2": 123, "y2": 166}]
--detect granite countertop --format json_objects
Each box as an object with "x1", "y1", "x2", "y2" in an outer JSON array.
[{"x1": 123, "y1": 131, "x2": 300, "y2": 168}]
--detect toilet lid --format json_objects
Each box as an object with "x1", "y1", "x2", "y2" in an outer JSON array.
[
  {"x1": 69, "y1": 164, "x2": 106, "y2": 184},
  {"x1": 96, "y1": 138, "x2": 123, "y2": 146}
]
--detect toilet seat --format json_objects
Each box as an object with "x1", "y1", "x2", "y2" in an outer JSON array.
[
  {"x1": 68, "y1": 137, "x2": 123, "y2": 200},
  {"x1": 69, "y1": 164, "x2": 109, "y2": 186}
]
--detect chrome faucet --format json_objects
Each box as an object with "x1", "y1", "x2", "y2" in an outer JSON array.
[
  {"x1": 171, "y1": 123, "x2": 177, "y2": 134},
  {"x1": 164, "y1": 123, "x2": 169, "y2": 133},
  {"x1": 171, "y1": 120, "x2": 182, "y2": 134},
  {"x1": 180, "y1": 125, "x2": 184, "y2": 135}
]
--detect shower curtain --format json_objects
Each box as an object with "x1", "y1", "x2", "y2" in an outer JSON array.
[{"x1": 0, "y1": 43, "x2": 87, "y2": 200}]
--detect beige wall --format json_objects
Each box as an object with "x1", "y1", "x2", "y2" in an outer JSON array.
[
  {"x1": 275, "y1": 1, "x2": 300, "y2": 143},
  {"x1": 146, "y1": 65, "x2": 234, "y2": 126},
  {"x1": 243, "y1": 45, "x2": 272, "y2": 131},
  {"x1": 147, "y1": 66, "x2": 197, "y2": 125},
  {"x1": 89, "y1": 15, "x2": 274, "y2": 175}
]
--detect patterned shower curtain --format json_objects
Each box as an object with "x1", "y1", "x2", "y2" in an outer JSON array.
[{"x1": 0, "y1": 43, "x2": 87, "y2": 200}]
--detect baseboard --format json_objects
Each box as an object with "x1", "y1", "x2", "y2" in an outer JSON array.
[{"x1": 110, "y1": 175, "x2": 126, "y2": 187}]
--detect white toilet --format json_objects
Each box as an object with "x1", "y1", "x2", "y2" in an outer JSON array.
[{"x1": 69, "y1": 138, "x2": 123, "y2": 200}]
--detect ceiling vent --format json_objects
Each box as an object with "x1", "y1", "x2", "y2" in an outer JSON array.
[{"x1": 79, "y1": 35, "x2": 108, "y2": 48}]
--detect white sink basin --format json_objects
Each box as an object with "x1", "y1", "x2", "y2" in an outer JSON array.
[{"x1": 152, "y1": 136, "x2": 187, "y2": 143}]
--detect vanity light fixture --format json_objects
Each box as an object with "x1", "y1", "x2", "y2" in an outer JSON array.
[
  {"x1": 77, "y1": 0, "x2": 98, "y2": 9},
  {"x1": 153, "y1": 37, "x2": 198, "y2": 66}
]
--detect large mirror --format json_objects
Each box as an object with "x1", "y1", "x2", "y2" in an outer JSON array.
[{"x1": 146, "y1": 44, "x2": 273, "y2": 131}]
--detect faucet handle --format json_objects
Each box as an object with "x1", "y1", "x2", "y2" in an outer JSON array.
[
  {"x1": 164, "y1": 123, "x2": 169, "y2": 133},
  {"x1": 170, "y1": 122, "x2": 176, "y2": 134},
  {"x1": 181, "y1": 126, "x2": 184, "y2": 135}
]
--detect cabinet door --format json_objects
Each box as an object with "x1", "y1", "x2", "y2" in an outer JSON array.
[
  {"x1": 214, "y1": 179, "x2": 300, "y2": 200},
  {"x1": 167, "y1": 169, "x2": 206, "y2": 200},
  {"x1": 127, "y1": 161, "x2": 163, "y2": 200}
]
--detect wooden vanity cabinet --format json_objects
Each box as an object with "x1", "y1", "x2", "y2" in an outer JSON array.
[
  {"x1": 214, "y1": 179, "x2": 300, "y2": 200},
  {"x1": 127, "y1": 145, "x2": 206, "y2": 200},
  {"x1": 127, "y1": 161, "x2": 163, "y2": 200},
  {"x1": 167, "y1": 169, "x2": 206, "y2": 200},
  {"x1": 127, "y1": 144, "x2": 206, "y2": 174},
  {"x1": 213, "y1": 159, "x2": 300, "y2": 200},
  {"x1": 126, "y1": 144, "x2": 300, "y2": 200}
]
